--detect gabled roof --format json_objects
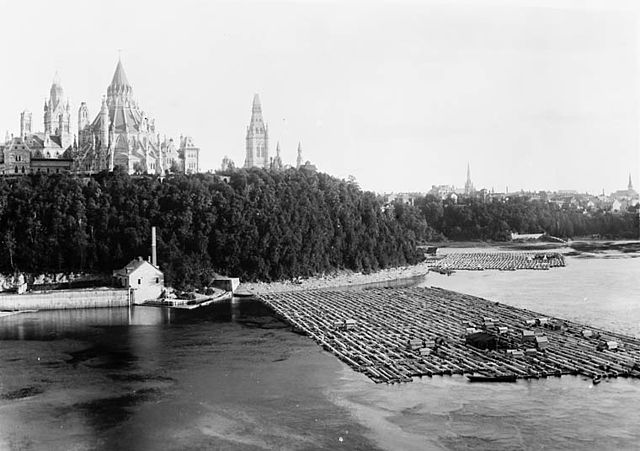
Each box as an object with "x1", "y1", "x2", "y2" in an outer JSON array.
[{"x1": 113, "y1": 258, "x2": 162, "y2": 277}]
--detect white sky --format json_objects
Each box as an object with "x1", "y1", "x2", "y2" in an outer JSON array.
[{"x1": 0, "y1": 0, "x2": 638, "y2": 194}]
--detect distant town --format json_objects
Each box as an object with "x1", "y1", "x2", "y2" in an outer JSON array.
[{"x1": 385, "y1": 163, "x2": 639, "y2": 217}]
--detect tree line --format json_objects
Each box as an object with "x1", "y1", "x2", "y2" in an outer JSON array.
[
  {"x1": 412, "y1": 194, "x2": 639, "y2": 241},
  {"x1": 0, "y1": 169, "x2": 425, "y2": 289},
  {"x1": 0, "y1": 170, "x2": 636, "y2": 289}
]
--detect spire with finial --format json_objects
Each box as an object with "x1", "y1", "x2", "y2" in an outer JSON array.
[
  {"x1": 49, "y1": 71, "x2": 64, "y2": 110},
  {"x1": 52, "y1": 71, "x2": 61, "y2": 87},
  {"x1": 249, "y1": 93, "x2": 264, "y2": 126},
  {"x1": 296, "y1": 142, "x2": 303, "y2": 169},
  {"x1": 107, "y1": 56, "x2": 132, "y2": 102},
  {"x1": 271, "y1": 141, "x2": 283, "y2": 170},
  {"x1": 465, "y1": 162, "x2": 474, "y2": 195},
  {"x1": 244, "y1": 93, "x2": 269, "y2": 168},
  {"x1": 629, "y1": 173, "x2": 633, "y2": 190}
]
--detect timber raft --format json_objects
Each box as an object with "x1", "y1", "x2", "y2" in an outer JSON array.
[
  {"x1": 259, "y1": 287, "x2": 640, "y2": 384},
  {"x1": 430, "y1": 251, "x2": 565, "y2": 271}
]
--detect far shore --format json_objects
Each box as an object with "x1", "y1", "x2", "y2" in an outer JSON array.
[
  {"x1": 241, "y1": 263, "x2": 433, "y2": 295},
  {"x1": 242, "y1": 238, "x2": 640, "y2": 295}
]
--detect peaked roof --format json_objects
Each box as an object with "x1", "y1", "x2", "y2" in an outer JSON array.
[
  {"x1": 110, "y1": 59, "x2": 131, "y2": 88},
  {"x1": 248, "y1": 93, "x2": 266, "y2": 130},
  {"x1": 52, "y1": 71, "x2": 62, "y2": 87},
  {"x1": 113, "y1": 258, "x2": 161, "y2": 277}
]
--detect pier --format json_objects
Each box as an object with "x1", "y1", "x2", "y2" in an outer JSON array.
[
  {"x1": 429, "y1": 251, "x2": 565, "y2": 271},
  {"x1": 259, "y1": 287, "x2": 640, "y2": 384}
]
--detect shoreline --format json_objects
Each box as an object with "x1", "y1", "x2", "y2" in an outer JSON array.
[
  {"x1": 241, "y1": 263, "x2": 432, "y2": 295},
  {"x1": 242, "y1": 239, "x2": 640, "y2": 295}
]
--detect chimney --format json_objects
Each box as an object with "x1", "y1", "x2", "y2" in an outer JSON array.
[{"x1": 151, "y1": 226, "x2": 157, "y2": 267}]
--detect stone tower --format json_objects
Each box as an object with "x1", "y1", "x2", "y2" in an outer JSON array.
[
  {"x1": 78, "y1": 102, "x2": 89, "y2": 146},
  {"x1": 181, "y1": 136, "x2": 200, "y2": 174},
  {"x1": 99, "y1": 97, "x2": 109, "y2": 151},
  {"x1": 629, "y1": 173, "x2": 633, "y2": 190},
  {"x1": 43, "y1": 73, "x2": 72, "y2": 149},
  {"x1": 20, "y1": 111, "x2": 32, "y2": 138},
  {"x1": 244, "y1": 94, "x2": 269, "y2": 168}
]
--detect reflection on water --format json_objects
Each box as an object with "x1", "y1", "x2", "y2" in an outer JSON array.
[
  {"x1": 1, "y1": 256, "x2": 640, "y2": 450},
  {"x1": 0, "y1": 298, "x2": 270, "y2": 341},
  {"x1": 0, "y1": 297, "x2": 377, "y2": 450}
]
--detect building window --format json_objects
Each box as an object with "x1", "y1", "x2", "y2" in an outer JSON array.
[
  {"x1": 14, "y1": 167, "x2": 18, "y2": 173},
  {"x1": 155, "y1": 277, "x2": 159, "y2": 283},
  {"x1": 21, "y1": 166, "x2": 25, "y2": 174},
  {"x1": 138, "y1": 279, "x2": 141, "y2": 285}
]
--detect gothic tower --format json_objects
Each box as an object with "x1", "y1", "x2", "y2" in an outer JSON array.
[
  {"x1": 244, "y1": 94, "x2": 269, "y2": 168},
  {"x1": 43, "y1": 73, "x2": 72, "y2": 148},
  {"x1": 99, "y1": 97, "x2": 109, "y2": 150},
  {"x1": 78, "y1": 102, "x2": 89, "y2": 146},
  {"x1": 20, "y1": 111, "x2": 32, "y2": 138}
]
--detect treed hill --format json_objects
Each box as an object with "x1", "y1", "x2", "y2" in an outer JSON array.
[
  {"x1": 0, "y1": 170, "x2": 636, "y2": 290},
  {"x1": 0, "y1": 169, "x2": 426, "y2": 288}
]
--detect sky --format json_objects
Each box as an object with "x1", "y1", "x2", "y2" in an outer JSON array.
[{"x1": 0, "y1": 0, "x2": 638, "y2": 195}]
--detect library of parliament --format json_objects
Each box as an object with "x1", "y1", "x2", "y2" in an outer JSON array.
[{"x1": 0, "y1": 59, "x2": 199, "y2": 176}]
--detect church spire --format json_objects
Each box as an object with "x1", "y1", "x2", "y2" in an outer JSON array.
[
  {"x1": 296, "y1": 142, "x2": 303, "y2": 169},
  {"x1": 629, "y1": 172, "x2": 633, "y2": 190},
  {"x1": 464, "y1": 162, "x2": 474, "y2": 195}
]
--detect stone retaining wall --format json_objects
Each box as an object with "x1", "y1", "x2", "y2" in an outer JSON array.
[{"x1": 0, "y1": 288, "x2": 129, "y2": 311}]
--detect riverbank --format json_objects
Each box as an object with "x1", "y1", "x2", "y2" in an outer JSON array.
[
  {"x1": 241, "y1": 263, "x2": 432, "y2": 295},
  {"x1": 242, "y1": 239, "x2": 639, "y2": 295}
]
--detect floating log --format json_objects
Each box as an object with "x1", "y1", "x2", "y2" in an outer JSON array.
[
  {"x1": 430, "y1": 251, "x2": 565, "y2": 271},
  {"x1": 258, "y1": 287, "x2": 640, "y2": 385}
]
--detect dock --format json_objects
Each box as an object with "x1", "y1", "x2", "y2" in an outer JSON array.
[
  {"x1": 142, "y1": 290, "x2": 232, "y2": 309},
  {"x1": 259, "y1": 287, "x2": 640, "y2": 384},
  {"x1": 429, "y1": 251, "x2": 565, "y2": 271}
]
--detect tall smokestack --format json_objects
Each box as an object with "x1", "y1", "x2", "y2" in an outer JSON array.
[{"x1": 151, "y1": 226, "x2": 157, "y2": 267}]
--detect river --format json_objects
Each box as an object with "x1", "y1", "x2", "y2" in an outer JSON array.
[{"x1": 0, "y1": 250, "x2": 638, "y2": 450}]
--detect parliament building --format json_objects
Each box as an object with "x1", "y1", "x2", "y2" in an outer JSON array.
[{"x1": 1, "y1": 59, "x2": 199, "y2": 176}]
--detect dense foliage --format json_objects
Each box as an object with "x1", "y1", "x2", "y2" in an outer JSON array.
[
  {"x1": 0, "y1": 170, "x2": 636, "y2": 289},
  {"x1": 0, "y1": 169, "x2": 425, "y2": 288},
  {"x1": 414, "y1": 195, "x2": 639, "y2": 241}
]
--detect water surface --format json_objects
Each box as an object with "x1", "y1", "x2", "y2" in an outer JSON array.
[{"x1": 1, "y1": 253, "x2": 639, "y2": 450}]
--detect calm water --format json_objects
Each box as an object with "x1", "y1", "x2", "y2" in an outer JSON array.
[{"x1": 0, "y1": 252, "x2": 639, "y2": 450}]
